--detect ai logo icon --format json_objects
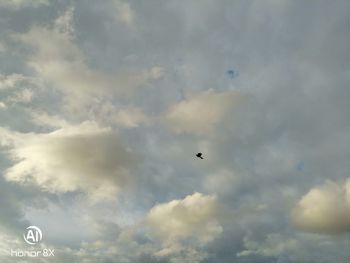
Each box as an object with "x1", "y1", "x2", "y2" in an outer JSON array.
[
  {"x1": 23, "y1": 226, "x2": 42, "y2": 245},
  {"x1": 11, "y1": 226, "x2": 54, "y2": 257}
]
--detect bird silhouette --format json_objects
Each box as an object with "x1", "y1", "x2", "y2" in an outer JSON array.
[{"x1": 196, "y1": 153, "x2": 204, "y2": 159}]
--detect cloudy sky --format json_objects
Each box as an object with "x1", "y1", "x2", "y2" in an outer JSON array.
[{"x1": 0, "y1": 0, "x2": 350, "y2": 262}]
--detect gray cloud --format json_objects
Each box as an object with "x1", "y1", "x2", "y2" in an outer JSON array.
[{"x1": 0, "y1": 0, "x2": 350, "y2": 262}]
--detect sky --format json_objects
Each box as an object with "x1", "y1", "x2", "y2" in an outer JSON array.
[{"x1": 0, "y1": 0, "x2": 350, "y2": 262}]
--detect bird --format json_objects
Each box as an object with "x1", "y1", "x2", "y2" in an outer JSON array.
[
  {"x1": 196, "y1": 152, "x2": 204, "y2": 159},
  {"x1": 226, "y1": 69, "x2": 238, "y2": 79}
]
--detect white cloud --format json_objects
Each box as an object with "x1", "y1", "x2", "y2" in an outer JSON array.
[
  {"x1": 149, "y1": 66, "x2": 165, "y2": 79},
  {"x1": 147, "y1": 192, "x2": 222, "y2": 243},
  {"x1": 17, "y1": 26, "x2": 112, "y2": 105},
  {"x1": 0, "y1": 74, "x2": 30, "y2": 90},
  {"x1": 30, "y1": 111, "x2": 69, "y2": 128},
  {"x1": 0, "y1": 42, "x2": 6, "y2": 53},
  {"x1": 7, "y1": 88, "x2": 34, "y2": 104},
  {"x1": 0, "y1": 74, "x2": 41, "y2": 108},
  {"x1": 0, "y1": 102, "x2": 6, "y2": 109},
  {"x1": 146, "y1": 192, "x2": 223, "y2": 262},
  {"x1": 54, "y1": 6, "x2": 75, "y2": 37},
  {"x1": 0, "y1": 121, "x2": 138, "y2": 201},
  {"x1": 292, "y1": 179, "x2": 350, "y2": 234},
  {"x1": 203, "y1": 169, "x2": 240, "y2": 195},
  {"x1": 114, "y1": 107, "x2": 152, "y2": 128},
  {"x1": 154, "y1": 246, "x2": 208, "y2": 263},
  {"x1": 237, "y1": 233, "x2": 297, "y2": 257},
  {"x1": 162, "y1": 89, "x2": 241, "y2": 135},
  {"x1": 15, "y1": 10, "x2": 164, "y2": 111},
  {"x1": 0, "y1": 0, "x2": 49, "y2": 8},
  {"x1": 113, "y1": 0, "x2": 136, "y2": 29}
]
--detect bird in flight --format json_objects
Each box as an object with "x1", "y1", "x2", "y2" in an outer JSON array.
[{"x1": 196, "y1": 153, "x2": 204, "y2": 159}]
